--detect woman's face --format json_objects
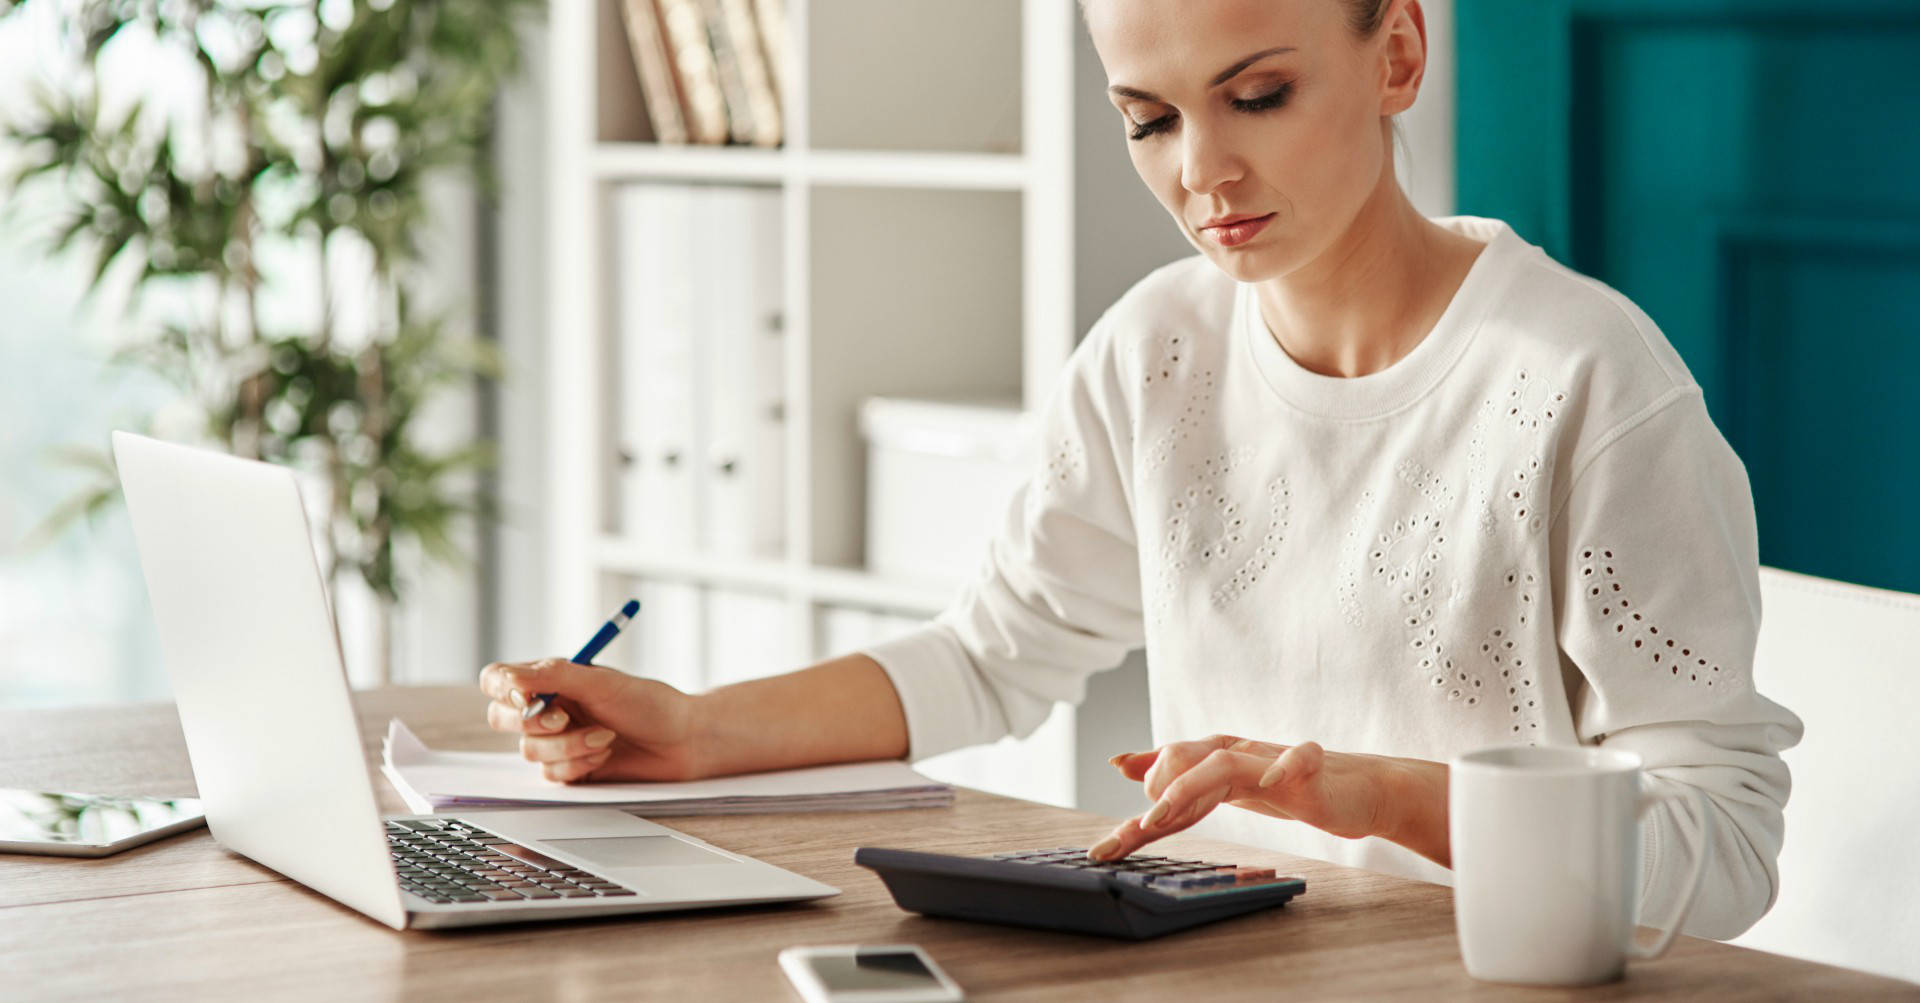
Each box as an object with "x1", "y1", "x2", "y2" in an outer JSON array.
[{"x1": 1084, "y1": 0, "x2": 1410, "y2": 283}]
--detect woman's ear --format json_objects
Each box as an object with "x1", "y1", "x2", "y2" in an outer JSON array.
[{"x1": 1378, "y1": 0, "x2": 1428, "y2": 117}]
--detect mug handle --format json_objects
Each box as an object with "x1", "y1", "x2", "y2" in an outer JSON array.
[{"x1": 1626, "y1": 783, "x2": 1717, "y2": 961}]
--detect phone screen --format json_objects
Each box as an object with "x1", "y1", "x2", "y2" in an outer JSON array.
[
  {"x1": 803, "y1": 949, "x2": 944, "y2": 993},
  {"x1": 0, "y1": 790, "x2": 203, "y2": 845}
]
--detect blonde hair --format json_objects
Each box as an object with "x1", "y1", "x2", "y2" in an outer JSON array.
[{"x1": 1080, "y1": 0, "x2": 1393, "y2": 39}]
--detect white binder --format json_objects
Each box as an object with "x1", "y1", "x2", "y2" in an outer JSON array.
[
  {"x1": 699, "y1": 186, "x2": 786, "y2": 559},
  {"x1": 613, "y1": 184, "x2": 706, "y2": 554}
]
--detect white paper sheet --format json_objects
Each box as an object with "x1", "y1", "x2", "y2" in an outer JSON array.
[{"x1": 380, "y1": 719, "x2": 952, "y2": 816}]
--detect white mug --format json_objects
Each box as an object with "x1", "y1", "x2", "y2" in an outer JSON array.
[{"x1": 1449, "y1": 745, "x2": 1715, "y2": 985}]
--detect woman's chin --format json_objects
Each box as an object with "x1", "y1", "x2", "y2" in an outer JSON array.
[{"x1": 1204, "y1": 244, "x2": 1283, "y2": 283}]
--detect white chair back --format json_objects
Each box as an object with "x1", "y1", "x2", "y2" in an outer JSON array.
[{"x1": 1731, "y1": 566, "x2": 1920, "y2": 984}]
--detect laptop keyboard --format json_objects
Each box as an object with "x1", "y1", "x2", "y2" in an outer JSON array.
[{"x1": 385, "y1": 819, "x2": 637, "y2": 905}]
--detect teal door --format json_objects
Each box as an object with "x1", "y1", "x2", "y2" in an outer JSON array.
[{"x1": 1456, "y1": 0, "x2": 1920, "y2": 594}]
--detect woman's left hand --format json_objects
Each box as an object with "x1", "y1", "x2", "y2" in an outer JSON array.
[{"x1": 1088, "y1": 734, "x2": 1450, "y2": 866}]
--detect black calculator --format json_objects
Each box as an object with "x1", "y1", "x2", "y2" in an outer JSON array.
[{"x1": 854, "y1": 846, "x2": 1306, "y2": 940}]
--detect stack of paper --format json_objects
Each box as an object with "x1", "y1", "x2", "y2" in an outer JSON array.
[{"x1": 380, "y1": 720, "x2": 953, "y2": 817}]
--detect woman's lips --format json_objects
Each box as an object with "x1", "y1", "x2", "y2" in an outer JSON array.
[{"x1": 1201, "y1": 213, "x2": 1275, "y2": 248}]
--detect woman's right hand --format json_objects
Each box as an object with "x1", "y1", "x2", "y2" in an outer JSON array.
[{"x1": 478, "y1": 658, "x2": 703, "y2": 784}]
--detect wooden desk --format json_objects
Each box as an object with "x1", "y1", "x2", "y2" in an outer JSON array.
[{"x1": 3, "y1": 687, "x2": 1912, "y2": 1001}]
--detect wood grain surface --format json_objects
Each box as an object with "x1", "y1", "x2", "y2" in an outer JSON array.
[{"x1": 2, "y1": 687, "x2": 1912, "y2": 1001}]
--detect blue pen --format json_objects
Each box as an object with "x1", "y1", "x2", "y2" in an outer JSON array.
[{"x1": 521, "y1": 598, "x2": 641, "y2": 720}]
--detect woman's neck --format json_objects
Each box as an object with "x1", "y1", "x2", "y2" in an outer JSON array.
[{"x1": 1253, "y1": 177, "x2": 1484, "y2": 379}]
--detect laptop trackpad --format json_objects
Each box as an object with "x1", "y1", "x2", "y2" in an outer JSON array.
[{"x1": 544, "y1": 835, "x2": 733, "y2": 868}]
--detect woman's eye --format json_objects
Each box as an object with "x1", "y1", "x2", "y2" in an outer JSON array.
[
  {"x1": 1128, "y1": 114, "x2": 1176, "y2": 141},
  {"x1": 1125, "y1": 83, "x2": 1294, "y2": 142},
  {"x1": 1231, "y1": 83, "x2": 1294, "y2": 113}
]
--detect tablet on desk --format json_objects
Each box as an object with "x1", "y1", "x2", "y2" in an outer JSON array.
[{"x1": 0, "y1": 789, "x2": 206, "y2": 857}]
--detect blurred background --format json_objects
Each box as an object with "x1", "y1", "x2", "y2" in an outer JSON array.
[{"x1": 1, "y1": 0, "x2": 1913, "y2": 817}]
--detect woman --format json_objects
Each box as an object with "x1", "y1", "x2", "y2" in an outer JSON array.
[{"x1": 480, "y1": 0, "x2": 1800, "y2": 938}]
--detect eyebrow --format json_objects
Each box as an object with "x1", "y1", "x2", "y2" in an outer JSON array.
[{"x1": 1107, "y1": 46, "x2": 1298, "y2": 102}]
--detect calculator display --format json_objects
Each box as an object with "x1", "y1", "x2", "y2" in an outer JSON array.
[{"x1": 803, "y1": 950, "x2": 943, "y2": 993}]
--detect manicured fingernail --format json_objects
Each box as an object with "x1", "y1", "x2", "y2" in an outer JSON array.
[
  {"x1": 1259, "y1": 762, "x2": 1286, "y2": 787},
  {"x1": 1088, "y1": 837, "x2": 1121, "y2": 860},
  {"x1": 1144, "y1": 800, "x2": 1171, "y2": 828},
  {"x1": 1107, "y1": 753, "x2": 1126, "y2": 767},
  {"x1": 540, "y1": 710, "x2": 566, "y2": 729},
  {"x1": 585, "y1": 729, "x2": 615, "y2": 749},
  {"x1": 508, "y1": 689, "x2": 526, "y2": 709}
]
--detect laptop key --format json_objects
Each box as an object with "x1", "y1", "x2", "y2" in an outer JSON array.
[
  {"x1": 555, "y1": 887, "x2": 597, "y2": 898},
  {"x1": 595, "y1": 888, "x2": 638, "y2": 896},
  {"x1": 479, "y1": 888, "x2": 524, "y2": 900},
  {"x1": 520, "y1": 888, "x2": 561, "y2": 899}
]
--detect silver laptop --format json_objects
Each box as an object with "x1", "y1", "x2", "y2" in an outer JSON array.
[{"x1": 112, "y1": 431, "x2": 838, "y2": 930}]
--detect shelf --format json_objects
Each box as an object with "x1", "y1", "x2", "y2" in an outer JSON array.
[
  {"x1": 799, "y1": 565, "x2": 955, "y2": 617},
  {"x1": 591, "y1": 144, "x2": 789, "y2": 183},
  {"x1": 802, "y1": 150, "x2": 1028, "y2": 191},
  {"x1": 595, "y1": 540, "x2": 791, "y2": 594},
  {"x1": 590, "y1": 144, "x2": 1031, "y2": 192},
  {"x1": 593, "y1": 536, "x2": 954, "y2": 617}
]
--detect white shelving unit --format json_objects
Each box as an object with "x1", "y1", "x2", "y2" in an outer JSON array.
[{"x1": 545, "y1": 0, "x2": 1182, "y2": 811}]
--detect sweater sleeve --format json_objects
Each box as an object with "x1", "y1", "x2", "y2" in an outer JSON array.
[
  {"x1": 1550, "y1": 388, "x2": 1804, "y2": 940},
  {"x1": 861, "y1": 320, "x2": 1144, "y2": 761}
]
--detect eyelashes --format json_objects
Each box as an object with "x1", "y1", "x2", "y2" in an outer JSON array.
[{"x1": 1127, "y1": 82, "x2": 1296, "y2": 142}]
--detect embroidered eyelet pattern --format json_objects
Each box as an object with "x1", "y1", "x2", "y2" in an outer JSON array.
[
  {"x1": 1149, "y1": 449, "x2": 1290, "y2": 624},
  {"x1": 1396, "y1": 456, "x2": 1456, "y2": 510},
  {"x1": 1337, "y1": 490, "x2": 1375, "y2": 628},
  {"x1": 1469, "y1": 369, "x2": 1567, "y2": 539},
  {"x1": 1024, "y1": 437, "x2": 1087, "y2": 527},
  {"x1": 1025, "y1": 436, "x2": 1087, "y2": 524},
  {"x1": 1502, "y1": 369, "x2": 1564, "y2": 536},
  {"x1": 1369, "y1": 511, "x2": 1446, "y2": 593},
  {"x1": 1465, "y1": 399, "x2": 1500, "y2": 538},
  {"x1": 1578, "y1": 547, "x2": 1723, "y2": 687},
  {"x1": 1044, "y1": 438, "x2": 1085, "y2": 488},
  {"x1": 1476, "y1": 573, "x2": 1539, "y2": 741},
  {"x1": 1360, "y1": 465, "x2": 1486, "y2": 717},
  {"x1": 1504, "y1": 368, "x2": 1566, "y2": 432},
  {"x1": 1138, "y1": 333, "x2": 1214, "y2": 476},
  {"x1": 1210, "y1": 477, "x2": 1290, "y2": 608}
]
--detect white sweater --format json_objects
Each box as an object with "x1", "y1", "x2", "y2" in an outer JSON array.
[{"x1": 864, "y1": 216, "x2": 1803, "y2": 939}]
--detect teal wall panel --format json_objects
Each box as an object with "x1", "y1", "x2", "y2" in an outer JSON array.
[{"x1": 1457, "y1": 0, "x2": 1920, "y2": 593}]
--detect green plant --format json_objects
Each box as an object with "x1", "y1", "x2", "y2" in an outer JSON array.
[{"x1": 2, "y1": 0, "x2": 541, "y2": 681}]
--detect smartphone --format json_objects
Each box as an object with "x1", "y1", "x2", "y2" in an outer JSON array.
[
  {"x1": 0, "y1": 789, "x2": 206, "y2": 857},
  {"x1": 777, "y1": 944, "x2": 965, "y2": 1003}
]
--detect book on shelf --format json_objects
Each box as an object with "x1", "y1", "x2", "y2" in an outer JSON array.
[
  {"x1": 751, "y1": 0, "x2": 790, "y2": 115},
  {"x1": 617, "y1": 0, "x2": 785, "y2": 146},
  {"x1": 655, "y1": 0, "x2": 732, "y2": 144},
  {"x1": 708, "y1": 0, "x2": 783, "y2": 147},
  {"x1": 616, "y1": 0, "x2": 688, "y2": 144}
]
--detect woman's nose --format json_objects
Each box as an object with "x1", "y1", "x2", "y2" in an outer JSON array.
[{"x1": 1180, "y1": 122, "x2": 1244, "y2": 196}]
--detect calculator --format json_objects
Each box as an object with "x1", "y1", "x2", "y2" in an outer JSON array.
[{"x1": 854, "y1": 846, "x2": 1306, "y2": 940}]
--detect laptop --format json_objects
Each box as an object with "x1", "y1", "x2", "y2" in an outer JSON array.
[{"x1": 112, "y1": 431, "x2": 839, "y2": 930}]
